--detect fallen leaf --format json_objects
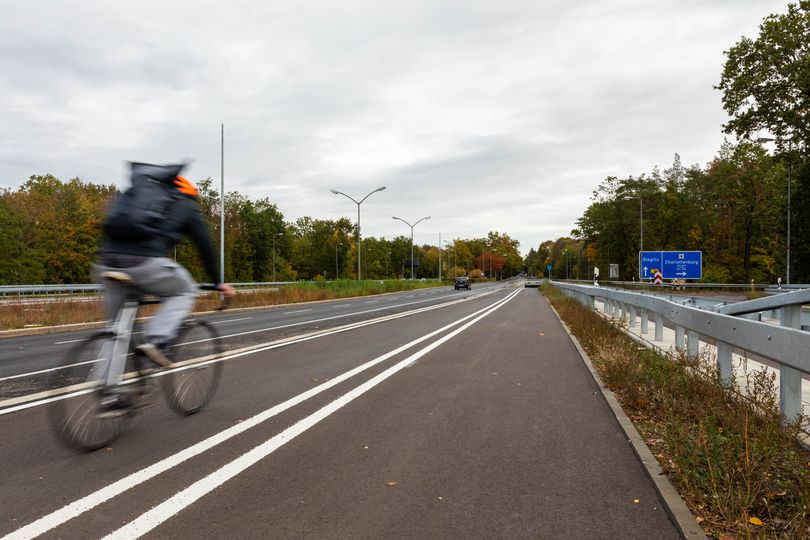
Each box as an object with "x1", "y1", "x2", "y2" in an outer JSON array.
[
  {"x1": 538, "y1": 333, "x2": 545, "y2": 336},
  {"x1": 749, "y1": 517, "x2": 763, "y2": 526},
  {"x1": 633, "y1": 499, "x2": 640, "y2": 504},
  {"x1": 387, "y1": 481, "x2": 398, "y2": 488}
]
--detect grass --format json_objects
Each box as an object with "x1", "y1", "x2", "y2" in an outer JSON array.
[
  {"x1": 0, "y1": 280, "x2": 441, "y2": 331},
  {"x1": 542, "y1": 283, "x2": 810, "y2": 539}
]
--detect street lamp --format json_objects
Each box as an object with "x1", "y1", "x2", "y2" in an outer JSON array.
[
  {"x1": 444, "y1": 240, "x2": 456, "y2": 278},
  {"x1": 335, "y1": 242, "x2": 343, "y2": 280},
  {"x1": 331, "y1": 186, "x2": 386, "y2": 281},
  {"x1": 757, "y1": 136, "x2": 792, "y2": 284},
  {"x1": 563, "y1": 249, "x2": 570, "y2": 280},
  {"x1": 392, "y1": 215, "x2": 431, "y2": 279},
  {"x1": 272, "y1": 232, "x2": 283, "y2": 283}
]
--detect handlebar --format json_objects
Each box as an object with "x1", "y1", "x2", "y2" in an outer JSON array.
[{"x1": 199, "y1": 284, "x2": 234, "y2": 311}]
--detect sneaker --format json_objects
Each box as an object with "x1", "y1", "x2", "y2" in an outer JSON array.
[
  {"x1": 135, "y1": 342, "x2": 174, "y2": 368},
  {"x1": 97, "y1": 392, "x2": 133, "y2": 419}
]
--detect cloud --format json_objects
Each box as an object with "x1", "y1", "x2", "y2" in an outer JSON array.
[{"x1": 0, "y1": 0, "x2": 788, "y2": 254}]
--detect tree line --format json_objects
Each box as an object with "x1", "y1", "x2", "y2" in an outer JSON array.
[
  {"x1": 0, "y1": 175, "x2": 524, "y2": 285},
  {"x1": 525, "y1": 1, "x2": 809, "y2": 284}
]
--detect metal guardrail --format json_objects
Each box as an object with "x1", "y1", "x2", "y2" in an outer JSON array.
[
  {"x1": 551, "y1": 281, "x2": 809, "y2": 422},
  {"x1": 0, "y1": 282, "x2": 297, "y2": 297}
]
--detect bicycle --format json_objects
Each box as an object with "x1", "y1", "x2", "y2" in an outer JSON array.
[{"x1": 48, "y1": 271, "x2": 230, "y2": 451}]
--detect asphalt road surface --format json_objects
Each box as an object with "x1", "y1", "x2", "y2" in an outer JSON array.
[{"x1": 0, "y1": 283, "x2": 682, "y2": 539}]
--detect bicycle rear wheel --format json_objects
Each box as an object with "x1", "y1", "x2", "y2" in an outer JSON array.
[
  {"x1": 48, "y1": 332, "x2": 144, "y2": 451},
  {"x1": 161, "y1": 320, "x2": 223, "y2": 415}
]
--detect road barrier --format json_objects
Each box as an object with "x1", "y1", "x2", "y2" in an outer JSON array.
[
  {"x1": 551, "y1": 281, "x2": 810, "y2": 423},
  {"x1": 0, "y1": 282, "x2": 298, "y2": 297}
]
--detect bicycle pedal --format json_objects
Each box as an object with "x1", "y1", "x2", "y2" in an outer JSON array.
[{"x1": 136, "y1": 343, "x2": 176, "y2": 369}]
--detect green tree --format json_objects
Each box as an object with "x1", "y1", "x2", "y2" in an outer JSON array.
[{"x1": 717, "y1": 1, "x2": 810, "y2": 152}]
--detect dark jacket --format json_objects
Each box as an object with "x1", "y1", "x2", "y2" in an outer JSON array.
[{"x1": 101, "y1": 162, "x2": 221, "y2": 285}]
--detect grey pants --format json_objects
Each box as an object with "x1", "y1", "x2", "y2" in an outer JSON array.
[{"x1": 94, "y1": 257, "x2": 198, "y2": 345}]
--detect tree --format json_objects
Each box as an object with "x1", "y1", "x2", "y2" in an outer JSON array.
[{"x1": 717, "y1": 1, "x2": 810, "y2": 152}]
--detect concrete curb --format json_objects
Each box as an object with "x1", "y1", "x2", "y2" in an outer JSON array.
[{"x1": 544, "y1": 295, "x2": 708, "y2": 540}]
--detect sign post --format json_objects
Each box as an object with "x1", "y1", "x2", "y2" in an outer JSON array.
[{"x1": 639, "y1": 251, "x2": 702, "y2": 280}]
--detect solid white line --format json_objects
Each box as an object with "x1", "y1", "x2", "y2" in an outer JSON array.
[
  {"x1": 0, "y1": 291, "x2": 490, "y2": 414},
  {"x1": 3, "y1": 290, "x2": 520, "y2": 540},
  {"x1": 104, "y1": 288, "x2": 523, "y2": 539}
]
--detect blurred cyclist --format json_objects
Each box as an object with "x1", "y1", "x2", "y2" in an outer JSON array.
[{"x1": 95, "y1": 161, "x2": 235, "y2": 378}]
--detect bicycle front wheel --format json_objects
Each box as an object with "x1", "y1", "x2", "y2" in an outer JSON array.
[
  {"x1": 48, "y1": 332, "x2": 140, "y2": 451},
  {"x1": 161, "y1": 320, "x2": 223, "y2": 415}
]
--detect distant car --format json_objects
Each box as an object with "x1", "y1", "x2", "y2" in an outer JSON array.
[
  {"x1": 524, "y1": 276, "x2": 542, "y2": 288},
  {"x1": 454, "y1": 276, "x2": 471, "y2": 290}
]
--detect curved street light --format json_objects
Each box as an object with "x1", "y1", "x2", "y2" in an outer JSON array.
[
  {"x1": 392, "y1": 215, "x2": 431, "y2": 280},
  {"x1": 331, "y1": 186, "x2": 386, "y2": 280}
]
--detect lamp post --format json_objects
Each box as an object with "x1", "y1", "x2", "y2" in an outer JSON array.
[
  {"x1": 386, "y1": 251, "x2": 391, "y2": 279},
  {"x1": 444, "y1": 240, "x2": 456, "y2": 278},
  {"x1": 392, "y1": 216, "x2": 430, "y2": 279},
  {"x1": 619, "y1": 193, "x2": 643, "y2": 276},
  {"x1": 335, "y1": 242, "x2": 343, "y2": 280},
  {"x1": 272, "y1": 232, "x2": 283, "y2": 282},
  {"x1": 563, "y1": 249, "x2": 570, "y2": 279},
  {"x1": 757, "y1": 136, "x2": 791, "y2": 284},
  {"x1": 331, "y1": 186, "x2": 386, "y2": 281}
]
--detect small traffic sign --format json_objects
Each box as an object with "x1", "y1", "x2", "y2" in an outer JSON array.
[{"x1": 640, "y1": 251, "x2": 702, "y2": 280}]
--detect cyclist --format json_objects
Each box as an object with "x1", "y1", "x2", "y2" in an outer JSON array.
[{"x1": 94, "y1": 162, "x2": 235, "y2": 407}]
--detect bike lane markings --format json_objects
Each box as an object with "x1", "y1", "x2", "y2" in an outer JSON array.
[
  {"x1": 3, "y1": 290, "x2": 521, "y2": 540},
  {"x1": 104, "y1": 288, "x2": 523, "y2": 539}
]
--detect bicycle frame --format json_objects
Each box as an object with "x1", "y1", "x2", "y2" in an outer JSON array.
[{"x1": 100, "y1": 300, "x2": 139, "y2": 388}]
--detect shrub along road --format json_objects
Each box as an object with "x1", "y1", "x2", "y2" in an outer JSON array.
[{"x1": 0, "y1": 285, "x2": 686, "y2": 538}]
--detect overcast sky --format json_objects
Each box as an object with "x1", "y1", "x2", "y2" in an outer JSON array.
[{"x1": 0, "y1": 1, "x2": 788, "y2": 255}]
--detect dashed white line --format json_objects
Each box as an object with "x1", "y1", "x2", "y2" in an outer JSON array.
[{"x1": 6, "y1": 290, "x2": 521, "y2": 540}]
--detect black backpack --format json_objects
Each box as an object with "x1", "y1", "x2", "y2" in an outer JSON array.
[{"x1": 103, "y1": 162, "x2": 185, "y2": 241}]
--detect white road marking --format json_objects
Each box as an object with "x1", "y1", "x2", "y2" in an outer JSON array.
[
  {"x1": 105, "y1": 288, "x2": 522, "y2": 539},
  {"x1": 284, "y1": 309, "x2": 312, "y2": 314},
  {"x1": 5, "y1": 289, "x2": 521, "y2": 540},
  {"x1": 0, "y1": 292, "x2": 491, "y2": 414},
  {"x1": 209, "y1": 317, "x2": 253, "y2": 325}
]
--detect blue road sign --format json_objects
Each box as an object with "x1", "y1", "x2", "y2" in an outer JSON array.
[{"x1": 640, "y1": 251, "x2": 702, "y2": 280}]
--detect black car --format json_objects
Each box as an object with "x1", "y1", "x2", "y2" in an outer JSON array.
[{"x1": 454, "y1": 276, "x2": 471, "y2": 290}]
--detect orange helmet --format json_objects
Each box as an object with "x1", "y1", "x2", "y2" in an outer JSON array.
[{"x1": 174, "y1": 176, "x2": 199, "y2": 197}]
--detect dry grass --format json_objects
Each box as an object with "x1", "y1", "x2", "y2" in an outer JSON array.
[
  {"x1": 0, "y1": 280, "x2": 439, "y2": 331},
  {"x1": 543, "y1": 284, "x2": 810, "y2": 539}
]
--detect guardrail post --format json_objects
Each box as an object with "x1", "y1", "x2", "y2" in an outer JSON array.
[
  {"x1": 716, "y1": 342, "x2": 733, "y2": 386},
  {"x1": 675, "y1": 326, "x2": 685, "y2": 350},
  {"x1": 779, "y1": 305, "x2": 803, "y2": 422},
  {"x1": 641, "y1": 310, "x2": 649, "y2": 334},
  {"x1": 628, "y1": 306, "x2": 636, "y2": 328},
  {"x1": 687, "y1": 331, "x2": 699, "y2": 360},
  {"x1": 654, "y1": 313, "x2": 664, "y2": 341}
]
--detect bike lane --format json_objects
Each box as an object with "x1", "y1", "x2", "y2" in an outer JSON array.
[{"x1": 144, "y1": 289, "x2": 688, "y2": 539}]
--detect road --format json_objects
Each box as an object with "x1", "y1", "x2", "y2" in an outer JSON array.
[{"x1": 0, "y1": 282, "x2": 684, "y2": 539}]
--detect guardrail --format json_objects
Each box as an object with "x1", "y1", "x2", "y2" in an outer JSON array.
[
  {"x1": 551, "y1": 281, "x2": 809, "y2": 422},
  {"x1": 0, "y1": 282, "x2": 297, "y2": 297}
]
